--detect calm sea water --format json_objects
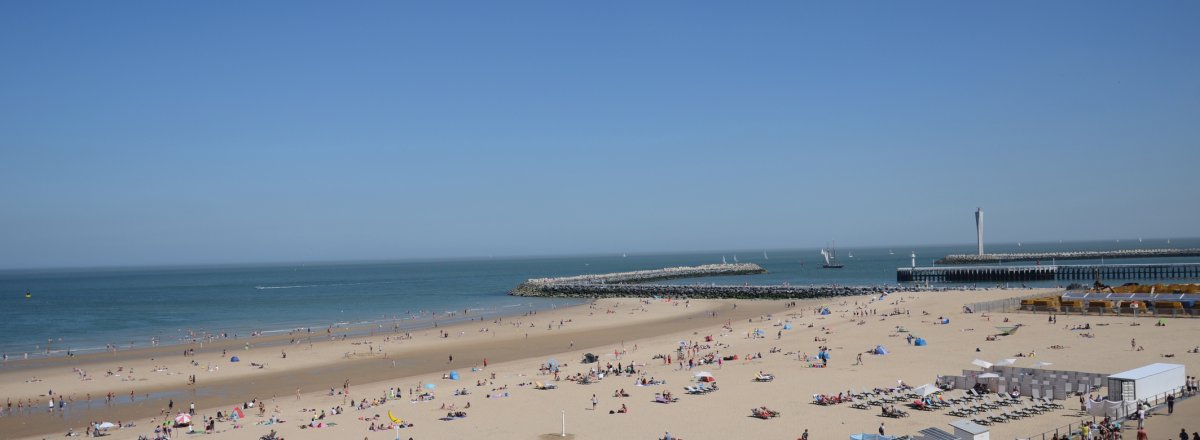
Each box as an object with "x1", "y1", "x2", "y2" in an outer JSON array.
[{"x1": 2, "y1": 239, "x2": 1197, "y2": 358}]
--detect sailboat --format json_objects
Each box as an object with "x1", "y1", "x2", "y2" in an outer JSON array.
[
  {"x1": 722, "y1": 256, "x2": 727, "y2": 264},
  {"x1": 889, "y1": 249, "x2": 894, "y2": 255},
  {"x1": 733, "y1": 255, "x2": 739, "y2": 263},
  {"x1": 848, "y1": 251, "x2": 854, "y2": 258},
  {"x1": 820, "y1": 242, "x2": 844, "y2": 269},
  {"x1": 622, "y1": 252, "x2": 627, "y2": 258},
  {"x1": 763, "y1": 251, "x2": 768, "y2": 260}
]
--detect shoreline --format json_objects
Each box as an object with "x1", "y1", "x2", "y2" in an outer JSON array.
[
  {"x1": 0, "y1": 297, "x2": 584, "y2": 364},
  {"x1": 0, "y1": 297, "x2": 785, "y2": 439}
]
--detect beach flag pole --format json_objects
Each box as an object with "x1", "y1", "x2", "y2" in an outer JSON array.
[{"x1": 561, "y1": 409, "x2": 566, "y2": 437}]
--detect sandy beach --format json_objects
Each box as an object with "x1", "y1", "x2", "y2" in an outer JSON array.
[{"x1": 3, "y1": 287, "x2": 1198, "y2": 440}]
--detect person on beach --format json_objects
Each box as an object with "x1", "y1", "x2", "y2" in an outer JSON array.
[{"x1": 592, "y1": 394, "x2": 598, "y2": 411}]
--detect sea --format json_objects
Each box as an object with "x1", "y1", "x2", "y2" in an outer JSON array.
[{"x1": 2, "y1": 239, "x2": 1198, "y2": 359}]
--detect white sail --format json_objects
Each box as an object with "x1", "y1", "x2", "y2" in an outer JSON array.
[{"x1": 820, "y1": 249, "x2": 831, "y2": 265}]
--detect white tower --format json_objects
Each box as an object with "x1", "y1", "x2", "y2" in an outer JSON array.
[{"x1": 975, "y1": 207, "x2": 984, "y2": 255}]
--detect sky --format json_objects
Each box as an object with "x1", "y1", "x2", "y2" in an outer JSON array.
[{"x1": 1, "y1": 2, "x2": 1198, "y2": 269}]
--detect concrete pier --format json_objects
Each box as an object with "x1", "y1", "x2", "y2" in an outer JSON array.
[
  {"x1": 898, "y1": 263, "x2": 1200, "y2": 283},
  {"x1": 937, "y1": 248, "x2": 1200, "y2": 265}
]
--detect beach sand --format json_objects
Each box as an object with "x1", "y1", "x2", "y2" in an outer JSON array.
[{"x1": 4, "y1": 287, "x2": 1199, "y2": 440}]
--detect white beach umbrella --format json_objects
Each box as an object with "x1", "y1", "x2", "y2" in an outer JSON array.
[
  {"x1": 174, "y1": 413, "x2": 191, "y2": 425},
  {"x1": 694, "y1": 371, "x2": 714, "y2": 378},
  {"x1": 995, "y1": 358, "x2": 1017, "y2": 366},
  {"x1": 914, "y1": 384, "x2": 939, "y2": 397},
  {"x1": 971, "y1": 359, "x2": 993, "y2": 369},
  {"x1": 97, "y1": 422, "x2": 115, "y2": 429}
]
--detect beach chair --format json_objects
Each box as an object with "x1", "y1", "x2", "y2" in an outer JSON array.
[
  {"x1": 987, "y1": 410, "x2": 1006, "y2": 423},
  {"x1": 851, "y1": 399, "x2": 870, "y2": 410},
  {"x1": 1042, "y1": 396, "x2": 1062, "y2": 409}
]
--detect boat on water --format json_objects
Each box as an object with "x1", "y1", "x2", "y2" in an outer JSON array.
[
  {"x1": 733, "y1": 255, "x2": 739, "y2": 263},
  {"x1": 763, "y1": 251, "x2": 768, "y2": 260},
  {"x1": 25, "y1": 291, "x2": 31, "y2": 299},
  {"x1": 820, "y1": 242, "x2": 844, "y2": 269}
]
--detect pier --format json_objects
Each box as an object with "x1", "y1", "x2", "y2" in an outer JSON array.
[
  {"x1": 936, "y1": 248, "x2": 1200, "y2": 265},
  {"x1": 897, "y1": 263, "x2": 1200, "y2": 283}
]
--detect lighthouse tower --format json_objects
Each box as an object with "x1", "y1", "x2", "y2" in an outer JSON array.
[{"x1": 975, "y1": 207, "x2": 984, "y2": 255}]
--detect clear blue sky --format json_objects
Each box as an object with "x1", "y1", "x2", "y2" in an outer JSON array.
[{"x1": 2, "y1": 2, "x2": 1198, "y2": 269}]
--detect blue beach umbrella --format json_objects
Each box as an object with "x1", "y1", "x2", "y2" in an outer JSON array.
[
  {"x1": 424, "y1": 383, "x2": 436, "y2": 390},
  {"x1": 449, "y1": 370, "x2": 460, "y2": 380}
]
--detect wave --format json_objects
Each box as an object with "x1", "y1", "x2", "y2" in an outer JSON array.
[{"x1": 254, "y1": 281, "x2": 394, "y2": 290}]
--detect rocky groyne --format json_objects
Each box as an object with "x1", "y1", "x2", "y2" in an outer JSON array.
[
  {"x1": 511, "y1": 263, "x2": 766, "y2": 296},
  {"x1": 513, "y1": 282, "x2": 937, "y2": 299},
  {"x1": 937, "y1": 248, "x2": 1200, "y2": 265},
  {"x1": 510, "y1": 263, "x2": 937, "y2": 299}
]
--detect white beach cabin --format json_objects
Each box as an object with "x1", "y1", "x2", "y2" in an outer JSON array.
[
  {"x1": 949, "y1": 420, "x2": 989, "y2": 440},
  {"x1": 1106, "y1": 363, "x2": 1185, "y2": 401}
]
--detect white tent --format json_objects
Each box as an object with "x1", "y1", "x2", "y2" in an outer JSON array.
[{"x1": 971, "y1": 359, "x2": 993, "y2": 369}]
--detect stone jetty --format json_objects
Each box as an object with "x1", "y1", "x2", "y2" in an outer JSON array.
[
  {"x1": 510, "y1": 263, "x2": 929, "y2": 299},
  {"x1": 936, "y1": 248, "x2": 1200, "y2": 265},
  {"x1": 511, "y1": 263, "x2": 765, "y2": 295}
]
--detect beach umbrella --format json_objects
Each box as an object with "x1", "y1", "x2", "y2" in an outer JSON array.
[
  {"x1": 448, "y1": 370, "x2": 460, "y2": 380},
  {"x1": 694, "y1": 371, "x2": 714, "y2": 378},
  {"x1": 995, "y1": 358, "x2": 1017, "y2": 366},
  {"x1": 97, "y1": 422, "x2": 115, "y2": 430},
  {"x1": 783, "y1": 324, "x2": 793, "y2": 330},
  {"x1": 174, "y1": 413, "x2": 191, "y2": 426},
  {"x1": 424, "y1": 383, "x2": 436, "y2": 390},
  {"x1": 971, "y1": 359, "x2": 993, "y2": 369},
  {"x1": 1031, "y1": 361, "x2": 1054, "y2": 368},
  {"x1": 978, "y1": 373, "x2": 1000, "y2": 379},
  {"x1": 230, "y1": 356, "x2": 239, "y2": 362},
  {"x1": 914, "y1": 384, "x2": 939, "y2": 397}
]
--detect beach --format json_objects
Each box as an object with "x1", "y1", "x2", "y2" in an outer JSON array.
[{"x1": 3, "y1": 287, "x2": 1199, "y2": 440}]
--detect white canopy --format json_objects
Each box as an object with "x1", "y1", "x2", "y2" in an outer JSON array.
[
  {"x1": 971, "y1": 359, "x2": 993, "y2": 369},
  {"x1": 995, "y1": 358, "x2": 1017, "y2": 366},
  {"x1": 978, "y1": 373, "x2": 1000, "y2": 379},
  {"x1": 914, "y1": 384, "x2": 940, "y2": 397}
]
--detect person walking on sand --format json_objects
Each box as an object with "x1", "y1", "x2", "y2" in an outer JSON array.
[
  {"x1": 591, "y1": 394, "x2": 598, "y2": 411},
  {"x1": 1131, "y1": 338, "x2": 1136, "y2": 350},
  {"x1": 879, "y1": 422, "x2": 886, "y2": 436},
  {"x1": 801, "y1": 429, "x2": 809, "y2": 440},
  {"x1": 1167, "y1": 393, "x2": 1175, "y2": 414}
]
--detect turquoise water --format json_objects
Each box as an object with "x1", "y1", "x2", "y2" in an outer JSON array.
[{"x1": 2, "y1": 239, "x2": 1197, "y2": 358}]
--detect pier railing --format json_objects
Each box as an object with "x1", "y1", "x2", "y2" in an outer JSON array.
[
  {"x1": 938, "y1": 248, "x2": 1200, "y2": 265},
  {"x1": 898, "y1": 263, "x2": 1200, "y2": 283}
]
